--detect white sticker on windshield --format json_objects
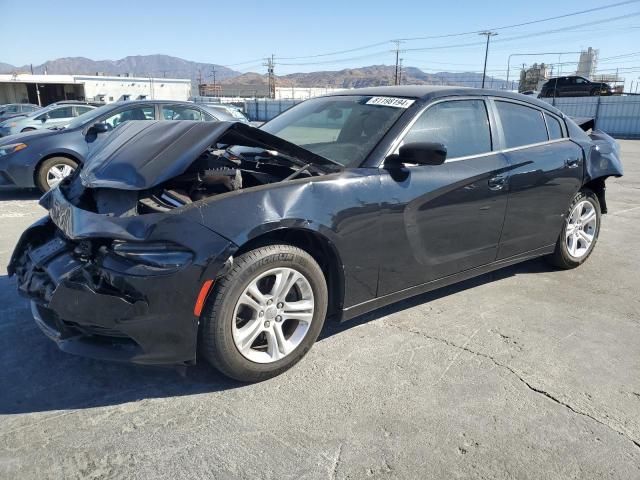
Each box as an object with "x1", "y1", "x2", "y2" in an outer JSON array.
[{"x1": 366, "y1": 97, "x2": 415, "y2": 108}]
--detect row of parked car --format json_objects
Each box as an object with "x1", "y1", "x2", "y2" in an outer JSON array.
[{"x1": 0, "y1": 100, "x2": 250, "y2": 192}]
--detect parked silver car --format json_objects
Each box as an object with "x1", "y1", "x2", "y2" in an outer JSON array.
[
  {"x1": 0, "y1": 103, "x2": 41, "y2": 123},
  {"x1": 0, "y1": 104, "x2": 96, "y2": 137}
]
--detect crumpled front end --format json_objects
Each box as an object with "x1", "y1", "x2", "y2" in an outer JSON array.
[
  {"x1": 9, "y1": 188, "x2": 235, "y2": 366},
  {"x1": 586, "y1": 129, "x2": 624, "y2": 183}
]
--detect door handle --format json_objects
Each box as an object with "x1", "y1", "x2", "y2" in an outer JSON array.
[
  {"x1": 488, "y1": 175, "x2": 506, "y2": 191},
  {"x1": 565, "y1": 158, "x2": 580, "y2": 168}
]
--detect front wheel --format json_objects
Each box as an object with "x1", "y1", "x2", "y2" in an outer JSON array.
[
  {"x1": 548, "y1": 190, "x2": 601, "y2": 269},
  {"x1": 36, "y1": 156, "x2": 78, "y2": 192},
  {"x1": 200, "y1": 244, "x2": 328, "y2": 382}
]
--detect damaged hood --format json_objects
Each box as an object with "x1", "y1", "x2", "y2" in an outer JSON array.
[{"x1": 80, "y1": 120, "x2": 341, "y2": 190}]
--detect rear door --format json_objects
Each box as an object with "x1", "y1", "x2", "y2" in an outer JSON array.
[
  {"x1": 377, "y1": 97, "x2": 510, "y2": 295},
  {"x1": 491, "y1": 99, "x2": 583, "y2": 259}
]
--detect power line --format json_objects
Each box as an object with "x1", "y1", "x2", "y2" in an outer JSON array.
[
  {"x1": 402, "y1": 12, "x2": 640, "y2": 53},
  {"x1": 245, "y1": 0, "x2": 640, "y2": 64},
  {"x1": 397, "y1": 0, "x2": 640, "y2": 41}
]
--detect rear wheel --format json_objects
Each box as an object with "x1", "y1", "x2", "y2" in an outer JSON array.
[
  {"x1": 590, "y1": 88, "x2": 601, "y2": 96},
  {"x1": 200, "y1": 244, "x2": 328, "y2": 382},
  {"x1": 548, "y1": 190, "x2": 601, "y2": 269},
  {"x1": 36, "y1": 156, "x2": 78, "y2": 192}
]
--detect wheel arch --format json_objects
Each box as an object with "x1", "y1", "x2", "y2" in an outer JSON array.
[
  {"x1": 582, "y1": 177, "x2": 607, "y2": 214},
  {"x1": 233, "y1": 227, "x2": 345, "y2": 320}
]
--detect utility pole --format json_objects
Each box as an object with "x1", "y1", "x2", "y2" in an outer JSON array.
[
  {"x1": 398, "y1": 58, "x2": 403, "y2": 85},
  {"x1": 211, "y1": 65, "x2": 217, "y2": 96},
  {"x1": 392, "y1": 40, "x2": 404, "y2": 85},
  {"x1": 263, "y1": 55, "x2": 275, "y2": 99},
  {"x1": 479, "y1": 31, "x2": 498, "y2": 89}
]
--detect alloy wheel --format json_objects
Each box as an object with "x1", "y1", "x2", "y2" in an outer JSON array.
[
  {"x1": 232, "y1": 267, "x2": 315, "y2": 363},
  {"x1": 566, "y1": 200, "x2": 597, "y2": 259},
  {"x1": 46, "y1": 164, "x2": 75, "y2": 188}
]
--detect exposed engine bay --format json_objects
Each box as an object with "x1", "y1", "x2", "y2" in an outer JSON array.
[{"x1": 62, "y1": 146, "x2": 318, "y2": 217}]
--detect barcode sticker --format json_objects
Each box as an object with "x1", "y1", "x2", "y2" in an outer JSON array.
[{"x1": 366, "y1": 97, "x2": 415, "y2": 108}]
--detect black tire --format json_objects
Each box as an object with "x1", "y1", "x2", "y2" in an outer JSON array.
[
  {"x1": 200, "y1": 244, "x2": 328, "y2": 382},
  {"x1": 21, "y1": 127, "x2": 36, "y2": 132},
  {"x1": 36, "y1": 156, "x2": 78, "y2": 193},
  {"x1": 590, "y1": 88, "x2": 600, "y2": 96},
  {"x1": 548, "y1": 189, "x2": 601, "y2": 269}
]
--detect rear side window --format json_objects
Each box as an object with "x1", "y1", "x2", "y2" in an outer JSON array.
[
  {"x1": 403, "y1": 99, "x2": 492, "y2": 159},
  {"x1": 75, "y1": 106, "x2": 94, "y2": 116},
  {"x1": 162, "y1": 106, "x2": 203, "y2": 121},
  {"x1": 545, "y1": 113, "x2": 563, "y2": 140},
  {"x1": 495, "y1": 101, "x2": 548, "y2": 148},
  {"x1": 48, "y1": 107, "x2": 74, "y2": 119}
]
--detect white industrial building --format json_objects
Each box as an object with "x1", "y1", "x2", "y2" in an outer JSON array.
[
  {"x1": 0, "y1": 73, "x2": 192, "y2": 106},
  {"x1": 275, "y1": 86, "x2": 344, "y2": 100}
]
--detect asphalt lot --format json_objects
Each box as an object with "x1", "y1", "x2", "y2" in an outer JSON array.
[{"x1": 1, "y1": 141, "x2": 639, "y2": 480}]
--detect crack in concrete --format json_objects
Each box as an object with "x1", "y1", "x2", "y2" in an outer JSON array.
[
  {"x1": 329, "y1": 443, "x2": 343, "y2": 480},
  {"x1": 384, "y1": 322, "x2": 640, "y2": 451}
]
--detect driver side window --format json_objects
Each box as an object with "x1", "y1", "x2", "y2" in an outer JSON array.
[
  {"x1": 403, "y1": 99, "x2": 492, "y2": 159},
  {"x1": 103, "y1": 106, "x2": 155, "y2": 128}
]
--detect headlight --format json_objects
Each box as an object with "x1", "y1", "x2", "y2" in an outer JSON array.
[
  {"x1": 111, "y1": 241, "x2": 194, "y2": 269},
  {"x1": 0, "y1": 143, "x2": 27, "y2": 157}
]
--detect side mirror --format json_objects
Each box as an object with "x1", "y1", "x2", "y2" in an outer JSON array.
[
  {"x1": 89, "y1": 122, "x2": 109, "y2": 134},
  {"x1": 41, "y1": 114, "x2": 49, "y2": 122},
  {"x1": 387, "y1": 142, "x2": 447, "y2": 167}
]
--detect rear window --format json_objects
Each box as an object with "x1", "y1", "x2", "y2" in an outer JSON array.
[
  {"x1": 545, "y1": 113, "x2": 563, "y2": 140},
  {"x1": 495, "y1": 101, "x2": 548, "y2": 148}
]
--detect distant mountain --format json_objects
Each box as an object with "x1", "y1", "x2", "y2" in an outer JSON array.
[
  {"x1": 0, "y1": 55, "x2": 240, "y2": 84},
  {"x1": 221, "y1": 65, "x2": 509, "y2": 94},
  {"x1": 0, "y1": 56, "x2": 509, "y2": 93}
]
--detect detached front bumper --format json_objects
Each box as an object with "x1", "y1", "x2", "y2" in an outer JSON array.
[{"x1": 10, "y1": 206, "x2": 234, "y2": 366}]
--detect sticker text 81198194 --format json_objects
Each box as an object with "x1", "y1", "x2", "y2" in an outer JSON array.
[{"x1": 365, "y1": 97, "x2": 416, "y2": 108}]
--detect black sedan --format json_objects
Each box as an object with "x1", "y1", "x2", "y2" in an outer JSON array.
[
  {"x1": 0, "y1": 100, "x2": 218, "y2": 192},
  {"x1": 9, "y1": 86, "x2": 623, "y2": 381}
]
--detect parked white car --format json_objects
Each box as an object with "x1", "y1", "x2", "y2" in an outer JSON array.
[{"x1": 0, "y1": 104, "x2": 96, "y2": 137}]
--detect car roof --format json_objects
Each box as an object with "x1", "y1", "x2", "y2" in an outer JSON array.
[
  {"x1": 105, "y1": 100, "x2": 202, "y2": 107},
  {"x1": 327, "y1": 85, "x2": 563, "y2": 116}
]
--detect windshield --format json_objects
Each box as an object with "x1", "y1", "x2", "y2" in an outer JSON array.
[
  {"x1": 66, "y1": 103, "x2": 118, "y2": 129},
  {"x1": 259, "y1": 95, "x2": 409, "y2": 167}
]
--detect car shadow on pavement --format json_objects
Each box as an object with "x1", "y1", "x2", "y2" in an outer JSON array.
[
  {"x1": 0, "y1": 258, "x2": 552, "y2": 415},
  {"x1": 0, "y1": 188, "x2": 41, "y2": 201}
]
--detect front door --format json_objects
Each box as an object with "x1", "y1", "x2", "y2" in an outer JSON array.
[{"x1": 377, "y1": 98, "x2": 509, "y2": 296}]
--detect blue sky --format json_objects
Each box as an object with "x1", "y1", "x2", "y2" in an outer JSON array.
[{"x1": 2, "y1": 0, "x2": 640, "y2": 87}]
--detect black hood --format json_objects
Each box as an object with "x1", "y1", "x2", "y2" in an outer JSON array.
[{"x1": 80, "y1": 120, "x2": 341, "y2": 190}]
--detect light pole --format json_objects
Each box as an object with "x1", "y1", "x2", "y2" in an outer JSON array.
[{"x1": 479, "y1": 31, "x2": 497, "y2": 89}]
